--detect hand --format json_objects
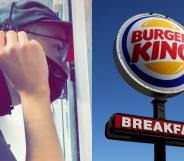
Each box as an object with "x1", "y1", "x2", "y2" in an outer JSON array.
[
  {"x1": 0, "y1": 31, "x2": 64, "y2": 161},
  {"x1": 0, "y1": 30, "x2": 49, "y2": 96}
]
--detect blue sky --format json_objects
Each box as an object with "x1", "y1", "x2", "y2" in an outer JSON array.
[{"x1": 93, "y1": 1, "x2": 184, "y2": 161}]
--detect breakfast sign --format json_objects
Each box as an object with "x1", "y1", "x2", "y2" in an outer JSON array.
[
  {"x1": 105, "y1": 13, "x2": 184, "y2": 161},
  {"x1": 106, "y1": 113, "x2": 184, "y2": 147}
]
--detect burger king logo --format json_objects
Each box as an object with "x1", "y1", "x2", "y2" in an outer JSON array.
[{"x1": 115, "y1": 13, "x2": 184, "y2": 97}]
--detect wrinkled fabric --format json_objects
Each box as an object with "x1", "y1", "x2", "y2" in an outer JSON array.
[
  {"x1": 0, "y1": 1, "x2": 73, "y2": 116},
  {"x1": 0, "y1": 130, "x2": 17, "y2": 161},
  {"x1": 0, "y1": 1, "x2": 60, "y2": 29},
  {"x1": 0, "y1": 70, "x2": 12, "y2": 116}
]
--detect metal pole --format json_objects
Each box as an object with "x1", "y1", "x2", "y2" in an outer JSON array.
[{"x1": 152, "y1": 98, "x2": 167, "y2": 161}]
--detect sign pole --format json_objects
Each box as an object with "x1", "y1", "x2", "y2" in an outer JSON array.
[{"x1": 152, "y1": 98, "x2": 167, "y2": 161}]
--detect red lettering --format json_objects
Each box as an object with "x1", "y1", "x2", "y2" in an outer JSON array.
[
  {"x1": 154, "y1": 29, "x2": 164, "y2": 40},
  {"x1": 131, "y1": 42, "x2": 151, "y2": 63},
  {"x1": 182, "y1": 34, "x2": 184, "y2": 43},
  {"x1": 160, "y1": 41, "x2": 177, "y2": 60},
  {"x1": 175, "y1": 32, "x2": 181, "y2": 42},
  {"x1": 130, "y1": 29, "x2": 184, "y2": 62},
  {"x1": 143, "y1": 29, "x2": 153, "y2": 41},
  {"x1": 131, "y1": 30, "x2": 142, "y2": 43},
  {"x1": 164, "y1": 30, "x2": 174, "y2": 40},
  {"x1": 178, "y1": 44, "x2": 184, "y2": 61},
  {"x1": 132, "y1": 29, "x2": 184, "y2": 43},
  {"x1": 151, "y1": 41, "x2": 160, "y2": 60}
]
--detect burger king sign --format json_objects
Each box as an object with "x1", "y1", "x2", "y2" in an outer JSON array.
[{"x1": 115, "y1": 13, "x2": 184, "y2": 98}]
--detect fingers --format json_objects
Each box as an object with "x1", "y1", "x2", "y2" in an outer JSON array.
[
  {"x1": 6, "y1": 30, "x2": 18, "y2": 46},
  {"x1": 18, "y1": 31, "x2": 29, "y2": 43},
  {"x1": 0, "y1": 31, "x2": 29, "y2": 47},
  {"x1": 0, "y1": 31, "x2": 5, "y2": 48}
]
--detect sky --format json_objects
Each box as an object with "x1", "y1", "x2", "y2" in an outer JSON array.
[{"x1": 93, "y1": 1, "x2": 184, "y2": 161}]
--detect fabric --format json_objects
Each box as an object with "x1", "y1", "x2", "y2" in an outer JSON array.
[
  {"x1": 67, "y1": 43, "x2": 74, "y2": 62},
  {"x1": 0, "y1": 1, "x2": 73, "y2": 115},
  {"x1": 0, "y1": 130, "x2": 17, "y2": 161},
  {"x1": 0, "y1": 1, "x2": 73, "y2": 41},
  {"x1": 0, "y1": 70, "x2": 12, "y2": 116},
  {"x1": 47, "y1": 57, "x2": 68, "y2": 101},
  {"x1": 0, "y1": 1, "x2": 60, "y2": 29}
]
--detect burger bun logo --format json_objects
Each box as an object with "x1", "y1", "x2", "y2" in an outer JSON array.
[{"x1": 115, "y1": 13, "x2": 184, "y2": 98}]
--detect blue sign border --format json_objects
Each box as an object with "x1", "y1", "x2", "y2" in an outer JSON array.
[{"x1": 121, "y1": 16, "x2": 184, "y2": 88}]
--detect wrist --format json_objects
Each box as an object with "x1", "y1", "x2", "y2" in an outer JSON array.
[{"x1": 19, "y1": 86, "x2": 50, "y2": 102}]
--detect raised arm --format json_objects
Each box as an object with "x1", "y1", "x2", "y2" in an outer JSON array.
[{"x1": 0, "y1": 30, "x2": 64, "y2": 161}]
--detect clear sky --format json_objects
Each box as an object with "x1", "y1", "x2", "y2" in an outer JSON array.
[{"x1": 93, "y1": 0, "x2": 184, "y2": 161}]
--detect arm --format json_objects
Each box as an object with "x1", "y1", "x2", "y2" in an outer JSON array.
[
  {"x1": 21, "y1": 89, "x2": 64, "y2": 161},
  {"x1": 0, "y1": 30, "x2": 64, "y2": 161}
]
